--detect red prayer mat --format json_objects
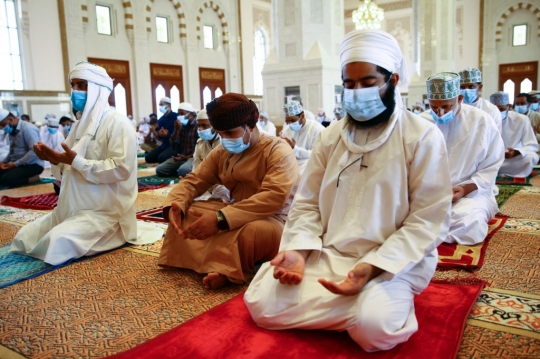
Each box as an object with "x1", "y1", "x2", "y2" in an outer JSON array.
[
  {"x1": 437, "y1": 215, "x2": 508, "y2": 270},
  {"x1": 137, "y1": 182, "x2": 169, "y2": 193},
  {"x1": 136, "y1": 207, "x2": 167, "y2": 223},
  {"x1": 495, "y1": 170, "x2": 539, "y2": 186},
  {"x1": 104, "y1": 281, "x2": 484, "y2": 359},
  {"x1": 0, "y1": 193, "x2": 58, "y2": 210}
]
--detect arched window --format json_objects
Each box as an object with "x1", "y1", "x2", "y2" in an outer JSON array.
[
  {"x1": 253, "y1": 28, "x2": 268, "y2": 96},
  {"x1": 0, "y1": 0, "x2": 23, "y2": 90}
]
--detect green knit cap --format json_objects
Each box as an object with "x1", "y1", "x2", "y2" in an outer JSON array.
[{"x1": 426, "y1": 72, "x2": 461, "y2": 100}]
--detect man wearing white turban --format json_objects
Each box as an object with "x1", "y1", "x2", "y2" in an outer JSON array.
[
  {"x1": 40, "y1": 115, "x2": 65, "y2": 169},
  {"x1": 245, "y1": 30, "x2": 452, "y2": 351},
  {"x1": 9, "y1": 61, "x2": 138, "y2": 265}
]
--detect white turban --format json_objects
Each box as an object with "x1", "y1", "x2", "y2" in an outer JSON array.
[
  {"x1": 340, "y1": 29, "x2": 409, "y2": 86},
  {"x1": 47, "y1": 117, "x2": 60, "y2": 127},
  {"x1": 69, "y1": 61, "x2": 114, "y2": 157},
  {"x1": 160, "y1": 97, "x2": 172, "y2": 104},
  {"x1": 0, "y1": 108, "x2": 9, "y2": 121}
]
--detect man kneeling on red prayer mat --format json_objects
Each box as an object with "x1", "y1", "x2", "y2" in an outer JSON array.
[{"x1": 157, "y1": 93, "x2": 299, "y2": 289}]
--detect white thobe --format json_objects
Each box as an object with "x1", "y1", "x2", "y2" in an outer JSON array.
[
  {"x1": 304, "y1": 109, "x2": 316, "y2": 121},
  {"x1": 0, "y1": 132, "x2": 9, "y2": 161},
  {"x1": 256, "y1": 121, "x2": 277, "y2": 136},
  {"x1": 40, "y1": 130, "x2": 65, "y2": 169},
  {"x1": 281, "y1": 119, "x2": 324, "y2": 174},
  {"x1": 499, "y1": 111, "x2": 539, "y2": 177},
  {"x1": 525, "y1": 110, "x2": 540, "y2": 155},
  {"x1": 245, "y1": 108, "x2": 452, "y2": 352},
  {"x1": 10, "y1": 108, "x2": 138, "y2": 265},
  {"x1": 471, "y1": 97, "x2": 502, "y2": 133},
  {"x1": 421, "y1": 104, "x2": 505, "y2": 245},
  {"x1": 137, "y1": 123, "x2": 151, "y2": 144}
]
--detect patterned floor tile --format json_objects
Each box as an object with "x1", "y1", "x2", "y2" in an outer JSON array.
[{"x1": 499, "y1": 192, "x2": 540, "y2": 220}]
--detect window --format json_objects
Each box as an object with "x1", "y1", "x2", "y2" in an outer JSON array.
[
  {"x1": 203, "y1": 25, "x2": 214, "y2": 49},
  {"x1": 512, "y1": 24, "x2": 527, "y2": 46},
  {"x1": 156, "y1": 16, "x2": 169, "y2": 43},
  {"x1": 503, "y1": 79, "x2": 515, "y2": 105},
  {"x1": 253, "y1": 28, "x2": 268, "y2": 96},
  {"x1": 0, "y1": 0, "x2": 23, "y2": 90},
  {"x1": 96, "y1": 5, "x2": 112, "y2": 35}
]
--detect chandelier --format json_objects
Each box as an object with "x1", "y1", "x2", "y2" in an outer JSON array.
[{"x1": 352, "y1": 0, "x2": 385, "y2": 30}]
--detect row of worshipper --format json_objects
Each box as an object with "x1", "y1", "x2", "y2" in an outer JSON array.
[
  {"x1": 4, "y1": 31, "x2": 536, "y2": 354},
  {"x1": 0, "y1": 110, "x2": 70, "y2": 186}
]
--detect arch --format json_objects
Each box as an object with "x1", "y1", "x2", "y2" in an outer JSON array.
[
  {"x1": 494, "y1": 2, "x2": 540, "y2": 43},
  {"x1": 195, "y1": 1, "x2": 229, "y2": 46},
  {"x1": 143, "y1": 0, "x2": 187, "y2": 39}
]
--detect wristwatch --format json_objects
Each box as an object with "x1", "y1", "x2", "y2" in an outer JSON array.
[{"x1": 216, "y1": 211, "x2": 229, "y2": 231}]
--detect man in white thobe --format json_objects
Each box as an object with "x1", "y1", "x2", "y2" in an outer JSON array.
[
  {"x1": 280, "y1": 101, "x2": 324, "y2": 175},
  {"x1": 421, "y1": 72, "x2": 505, "y2": 245},
  {"x1": 515, "y1": 93, "x2": 540, "y2": 147},
  {"x1": 9, "y1": 61, "x2": 138, "y2": 265},
  {"x1": 245, "y1": 30, "x2": 452, "y2": 352},
  {"x1": 490, "y1": 92, "x2": 538, "y2": 177},
  {"x1": 256, "y1": 111, "x2": 277, "y2": 136},
  {"x1": 40, "y1": 116, "x2": 65, "y2": 169},
  {"x1": 459, "y1": 68, "x2": 502, "y2": 133}
]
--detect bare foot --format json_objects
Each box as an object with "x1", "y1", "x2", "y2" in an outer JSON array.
[{"x1": 202, "y1": 272, "x2": 228, "y2": 289}]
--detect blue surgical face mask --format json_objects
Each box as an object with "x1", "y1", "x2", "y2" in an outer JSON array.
[
  {"x1": 198, "y1": 128, "x2": 215, "y2": 141},
  {"x1": 515, "y1": 105, "x2": 528, "y2": 114},
  {"x1": 177, "y1": 115, "x2": 189, "y2": 126},
  {"x1": 259, "y1": 121, "x2": 266, "y2": 127},
  {"x1": 221, "y1": 128, "x2": 251, "y2": 154},
  {"x1": 413, "y1": 109, "x2": 421, "y2": 115},
  {"x1": 430, "y1": 102, "x2": 457, "y2": 124},
  {"x1": 159, "y1": 105, "x2": 169, "y2": 114},
  {"x1": 65, "y1": 124, "x2": 71, "y2": 131},
  {"x1": 48, "y1": 127, "x2": 58, "y2": 134},
  {"x1": 288, "y1": 120, "x2": 303, "y2": 131},
  {"x1": 460, "y1": 89, "x2": 477, "y2": 104},
  {"x1": 3, "y1": 125, "x2": 13, "y2": 134},
  {"x1": 71, "y1": 90, "x2": 87, "y2": 112},
  {"x1": 529, "y1": 103, "x2": 538, "y2": 111},
  {"x1": 342, "y1": 78, "x2": 390, "y2": 122},
  {"x1": 501, "y1": 110, "x2": 508, "y2": 121}
]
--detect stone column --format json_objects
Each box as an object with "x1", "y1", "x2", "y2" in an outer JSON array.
[{"x1": 262, "y1": 0, "x2": 344, "y2": 126}]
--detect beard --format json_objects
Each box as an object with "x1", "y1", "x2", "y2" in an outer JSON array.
[{"x1": 346, "y1": 81, "x2": 396, "y2": 130}]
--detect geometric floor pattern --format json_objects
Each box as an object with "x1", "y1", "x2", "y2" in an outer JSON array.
[{"x1": 0, "y1": 168, "x2": 540, "y2": 358}]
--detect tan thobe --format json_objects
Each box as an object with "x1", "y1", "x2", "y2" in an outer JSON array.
[{"x1": 158, "y1": 134, "x2": 299, "y2": 282}]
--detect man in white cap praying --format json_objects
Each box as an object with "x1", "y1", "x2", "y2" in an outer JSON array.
[
  {"x1": 280, "y1": 100, "x2": 324, "y2": 175},
  {"x1": 490, "y1": 91, "x2": 538, "y2": 177},
  {"x1": 459, "y1": 68, "x2": 502, "y2": 133},
  {"x1": 412, "y1": 102, "x2": 425, "y2": 115},
  {"x1": 9, "y1": 61, "x2": 138, "y2": 265},
  {"x1": 155, "y1": 102, "x2": 198, "y2": 177},
  {"x1": 40, "y1": 115, "x2": 65, "y2": 169},
  {"x1": 144, "y1": 97, "x2": 178, "y2": 164},
  {"x1": 245, "y1": 29, "x2": 452, "y2": 352},
  {"x1": 256, "y1": 111, "x2": 276, "y2": 136},
  {"x1": 421, "y1": 72, "x2": 504, "y2": 245},
  {"x1": 0, "y1": 109, "x2": 44, "y2": 186}
]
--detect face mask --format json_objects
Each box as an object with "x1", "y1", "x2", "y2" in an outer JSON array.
[
  {"x1": 159, "y1": 105, "x2": 169, "y2": 114},
  {"x1": 514, "y1": 105, "x2": 528, "y2": 114},
  {"x1": 71, "y1": 90, "x2": 87, "y2": 112},
  {"x1": 342, "y1": 78, "x2": 390, "y2": 122},
  {"x1": 413, "y1": 109, "x2": 421, "y2": 115},
  {"x1": 289, "y1": 120, "x2": 303, "y2": 131},
  {"x1": 48, "y1": 127, "x2": 58, "y2": 134},
  {"x1": 177, "y1": 115, "x2": 189, "y2": 126},
  {"x1": 221, "y1": 128, "x2": 251, "y2": 154},
  {"x1": 430, "y1": 102, "x2": 457, "y2": 124},
  {"x1": 198, "y1": 128, "x2": 215, "y2": 141},
  {"x1": 501, "y1": 110, "x2": 508, "y2": 121},
  {"x1": 65, "y1": 124, "x2": 71, "y2": 131},
  {"x1": 4, "y1": 125, "x2": 13, "y2": 134},
  {"x1": 259, "y1": 121, "x2": 266, "y2": 127},
  {"x1": 460, "y1": 89, "x2": 477, "y2": 104},
  {"x1": 530, "y1": 103, "x2": 539, "y2": 111}
]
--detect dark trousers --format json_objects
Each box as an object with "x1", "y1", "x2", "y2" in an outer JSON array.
[
  {"x1": 145, "y1": 146, "x2": 177, "y2": 164},
  {"x1": 0, "y1": 164, "x2": 44, "y2": 186}
]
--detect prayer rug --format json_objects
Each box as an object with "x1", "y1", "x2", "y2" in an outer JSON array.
[
  {"x1": 138, "y1": 175, "x2": 179, "y2": 186},
  {"x1": 0, "y1": 205, "x2": 48, "y2": 226},
  {"x1": 137, "y1": 182, "x2": 168, "y2": 193},
  {"x1": 437, "y1": 215, "x2": 507, "y2": 270},
  {"x1": 136, "y1": 207, "x2": 166, "y2": 223},
  {"x1": 137, "y1": 153, "x2": 146, "y2": 158},
  {"x1": 105, "y1": 281, "x2": 485, "y2": 359},
  {"x1": 0, "y1": 177, "x2": 56, "y2": 190},
  {"x1": 500, "y1": 218, "x2": 540, "y2": 235},
  {"x1": 126, "y1": 238, "x2": 164, "y2": 257},
  {"x1": 495, "y1": 185, "x2": 522, "y2": 207},
  {"x1": 1, "y1": 193, "x2": 58, "y2": 210},
  {"x1": 0, "y1": 207, "x2": 14, "y2": 215},
  {"x1": 498, "y1": 191, "x2": 540, "y2": 220},
  {"x1": 0, "y1": 243, "x2": 72, "y2": 289},
  {"x1": 468, "y1": 288, "x2": 540, "y2": 340},
  {"x1": 495, "y1": 170, "x2": 539, "y2": 186}
]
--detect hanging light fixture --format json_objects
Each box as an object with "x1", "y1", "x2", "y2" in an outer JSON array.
[{"x1": 352, "y1": 0, "x2": 385, "y2": 30}]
